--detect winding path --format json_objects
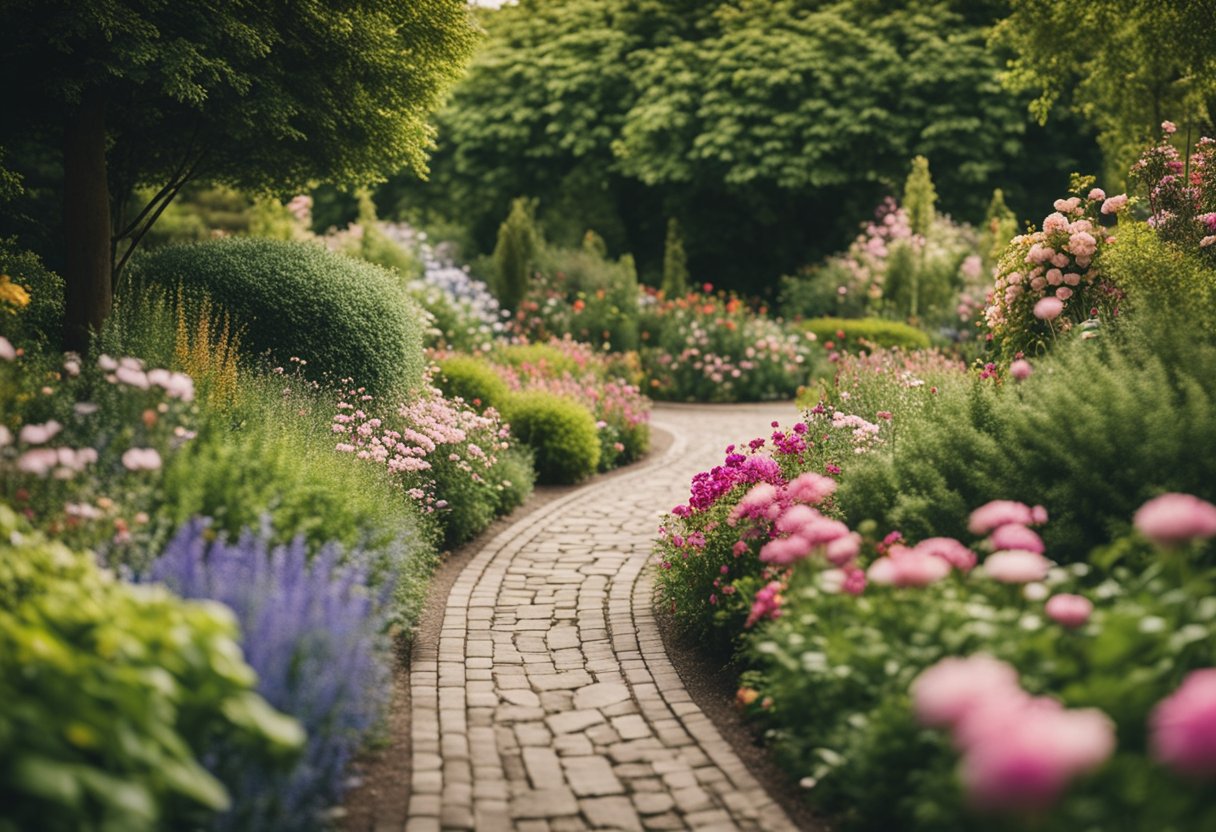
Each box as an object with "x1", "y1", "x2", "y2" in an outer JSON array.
[{"x1": 405, "y1": 403, "x2": 801, "y2": 832}]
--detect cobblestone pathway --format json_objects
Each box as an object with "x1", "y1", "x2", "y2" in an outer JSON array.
[{"x1": 406, "y1": 403, "x2": 801, "y2": 832}]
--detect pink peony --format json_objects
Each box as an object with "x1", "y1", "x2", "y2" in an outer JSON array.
[
  {"x1": 1151, "y1": 669, "x2": 1216, "y2": 777},
  {"x1": 785, "y1": 471, "x2": 837, "y2": 505},
  {"x1": 1056, "y1": 286, "x2": 1074, "y2": 301},
  {"x1": 1034, "y1": 296, "x2": 1064, "y2": 320},
  {"x1": 1009, "y1": 359, "x2": 1033, "y2": 381},
  {"x1": 1133, "y1": 493, "x2": 1216, "y2": 547},
  {"x1": 1067, "y1": 231, "x2": 1097, "y2": 258},
  {"x1": 911, "y1": 655, "x2": 1021, "y2": 728},
  {"x1": 868, "y1": 550, "x2": 951, "y2": 587},
  {"x1": 913, "y1": 537, "x2": 977, "y2": 571},
  {"x1": 968, "y1": 500, "x2": 1045, "y2": 534},
  {"x1": 989, "y1": 524, "x2": 1045, "y2": 554},
  {"x1": 825, "y1": 531, "x2": 861, "y2": 566},
  {"x1": 1042, "y1": 212, "x2": 1070, "y2": 234},
  {"x1": 983, "y1": 550, "x2": 1051, "y2": 583},
  {"x1": 1044, "y1": 594, "x2": 1093, "y2": 628}
]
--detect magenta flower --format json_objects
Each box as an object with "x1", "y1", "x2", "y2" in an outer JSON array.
[
  {"x1": 989, "y1": 524, "x2": 1045, "y2": 554},
  {"x1": 983, "y1": 550, "x2": 1051, "y2": 584},
  {"x1": 1044, "y1": 594, "x2": 1093, "y2": 629},
  {"x1": 1151, "y1": 669, "x2": 1216, "y2": 777},
  {"x1": 745, "y1": 581, "x2": 784, "y2": 628},
  {"x1": 1133, "y1": 493, "x2": 1216, "y2": 548}
]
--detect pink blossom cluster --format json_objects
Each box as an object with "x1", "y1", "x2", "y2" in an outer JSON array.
[
  {"x1": 1151, "y1": 668, "x2": 1216, "y2": 777},
  {"x1": 332, "y1": 375, "x2": 511, "y2": 514},
  {"x1": 968, "y1": 500, "x2": 1053, "y2": 584},
  {"x1": 1130, "y1": 129, "x2": 1216, "y2": 260},
  {"x1": 912, "y1": 655, "x2": 1116, "y2": 810},
  {"x1": 866, "y1": 536, "x2": 975, "y2": 587},
  {"x1": 98, "y1": 354, "x2": 195, "y2": 400},
  {"x1": 745, "y1": 580, "x2": 785, "y2": 628},
  {"x1": 1133, "y1": 492, "x2": 1216, "y2": 548}
]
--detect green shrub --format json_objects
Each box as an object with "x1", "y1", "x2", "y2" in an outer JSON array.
[
  {"x1": 0, "y1": 505, "x2": 303, "y2": 832},
  {"x1": 503, "y1": 392, "x2": 601, "y2": 484},
  {"x1": 435, "y1": 355, "x2": 510, "y2": 411},
  {"x1": 126, "y1": 238, "x2": 426, "y2": 397},
  {"x1": 149, "y1": 372, "x2": 435, "y2": 629},
  {"x1": 493, "y1": 342, "x2": 584, "y2": 378},
  {"x1": 1105, "y1": 220, "x2": 1216, "y2": 336},
  {"x1": 490, "y1": 444, "x2": 536, "y2": 515},
  {"x1": 800, "y1": 317, "x2": 931, "y2": 351},
  {"x1": 836, "y1": 325, "x2": 1216, "y2": 558},
  {"x1": 491, "y1": 198, "x2": 538, "y2": 311},
  {"x1": 0, "y1": 239, "x2": 65, "y2": 350}
]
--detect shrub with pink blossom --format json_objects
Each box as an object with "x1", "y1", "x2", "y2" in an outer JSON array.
[
  {"x1": 984, "y1": 175, "x2": 1128, "y2": 357},
  {"x1": 1129, "y1": 127, "x2": 1216, "y2": 266}
]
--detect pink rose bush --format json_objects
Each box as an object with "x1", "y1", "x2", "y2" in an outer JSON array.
[
  {"x1": 984, "y1": 178, "x2": 1127, "y2": 356},
  {"x1": 1130, "y1": 127, "x2": 1216, "y2": 266}
]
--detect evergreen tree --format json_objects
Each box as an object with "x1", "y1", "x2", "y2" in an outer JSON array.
[
  {"x1": 903, "y1": 156, "x2": 938, "y2": 318},
  {"x1": 661, "y1": 217, "x2": 689, "y2": 297},
  {"x1": 492, "y1": 199, "x2": 538, "y2": 311}
]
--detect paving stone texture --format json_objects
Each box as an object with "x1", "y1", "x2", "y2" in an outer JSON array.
[{"x1": 407, "y1": 403, "x2": 800, "y2": 832}]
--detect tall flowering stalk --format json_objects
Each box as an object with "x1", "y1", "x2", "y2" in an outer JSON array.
[{"x1": 151, "y1": 520, "x2": 391, "y2": 831}]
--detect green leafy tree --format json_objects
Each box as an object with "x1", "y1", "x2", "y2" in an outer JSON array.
[
  {"x1": 492, "y1": 198, "x2": 539, "y2": 311},
  {"x1": 0, "y1": 0, "x2": 477, "y2": 349},
  {"x1": 979, "y1": 188, "x2": 1019, "y2": 272},
  {"x1": 993, "y1": 0, "x2": 1216, "y2": 184},
  {"x1": 661, "y1": 217, "x2": 689, "y2": 297},
  {"x1": 403, "y1": 0, "x2": 1098, "y2": 294},
  {"x1": 902, "y1": 156, "x2": 937, "y2": 318}
]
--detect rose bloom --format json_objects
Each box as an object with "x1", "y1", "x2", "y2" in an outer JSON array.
[
  {"x1": 1044, "y1": 593, "x2": 1093, "y2": 628},
  {"x1": 1151, "y1": 669, "x2": 1216, "y2": 777},
  {"x1": 1133, "y1": 493, "x2": 1216, "y2": 548},
  {"x1": 983, "y1": 550, "x2": 1051, "y2": 583}
]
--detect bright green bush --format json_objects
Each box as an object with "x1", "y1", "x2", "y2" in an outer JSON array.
[
  {"x1": 503, "y1": 392, "x2": 601, "y2": 484},
  {"x1": 836, "y1": 325, "x2": 1216, "y2": 558},
  {"x1": 0, "y1": 506, "x2": 303, "y2": 832},
  {"x1": 0, "y1": 239, "x2": 64, "y2": 349},
  {"x1": 126, "y1": 238, "x2": 427, "y2": 397},
  {"x1": 435, "y1": 355, "x2": 510, "y2": 411},
  {"x1": 489, "y1": 444, "x2": 536, "y2": 515},
  {"x1": 799, "y1": 317, "x2": 931, "y2": 352},
  {"x1": 493, "y1": 342, "x2": 585, "y2": 378},
  {"x1": 1105, "y1": 220, "x2": 1216, "y2": 336}
]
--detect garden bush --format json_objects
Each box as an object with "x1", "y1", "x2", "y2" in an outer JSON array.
[
  {"x1": 126, "y1": 238, "x2": 427, "y2": 397},
  {"x1": 435, "y1": 354, "x2": 510, "y2": 411},
  {"x1": 153, "y1": 522, "x2": 391, "y2": 832},
  {"x1": 0, "y1": 506, "x2": 302, "y2": 832},
  {"x1": 502, "y1": 392, "x2": 601, "y2": 484},
  {"x1": 799, "y1": 317, "x2": 931, "y2": 352},
  {"x1": 0, "y1": 239, "x2": 64, "y2": 350}
]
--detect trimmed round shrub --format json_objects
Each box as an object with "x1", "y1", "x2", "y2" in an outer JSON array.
[
  {"x1": 435, "y1": 355, "x2": 510, "y2": 411},
  {"x1": 503, "y1": 392, "x2": 601, "y2": 484},
  {"x1": 127, "y1": 238, "x2": 426, "y2": 397},
  {"x1": 800, "y1": 317, "x2": 931, "y2": 351}
]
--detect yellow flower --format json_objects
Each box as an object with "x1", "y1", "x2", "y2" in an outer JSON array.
[{"x1": 0, "y1": 275, "x2": 31, "y2": 309}]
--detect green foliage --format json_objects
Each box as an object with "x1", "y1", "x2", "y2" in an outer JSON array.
[
  {"x1": 661, "y1": 217, "x2": 689, "y2": 297},
  {"x1": 993, "y1": 0, "x2": 1216, "y2": 184},
  {"x1": 408, "y1": 0, "x2": 1098, "y2": 292},
  {"x1": 141, "y1": 185, "x2": 309, "y2": 249},
  {"x1": 126, "y1": 238, "x2": 427, "y2": 398},
  {"x1": 345, "y1": 189, "x2": 423, "y2": 280},
  {"x1": 502, "y1": 392, "x2": 601, "y2": 484},
  {"x1": 1106, "y1": 221, "x2": 1216, "y2": 336},
  {"x1": 435, "y1": 355, "x2": 511, "y2": 412},
  {"x1": 489, "y1": 444, "x2": 536, "y2": 516},
  {"x1": 903, "y1": 157, "x2": 938, "y2": 239},
  {"x1": 0, "y1": 239, "x2": 64, "y2": 350},
  {"x1": 799, "y1": 317, "x2": 932, "y2": 352},
  {"x1": 837, "y1": 327, "x2": 1216, "y2": 558},
  {"x1": 979, "y1": 188, "x2": 1019, "y2": 272},
  {"x1": 491, "y1": 198, "x2": 539, "y2": 311},
  {"x1": 0, "y1": 505, "x2": 303, "y2": 832},
  {"x1": 493, "y1": 342, "x2": 584, "y2": 378}
]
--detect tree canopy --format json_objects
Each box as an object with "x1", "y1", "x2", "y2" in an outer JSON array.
[
  {"x1": 0, "y1": 0, "x2": 478, "y2": 346},
  {"x1": 396, "y1": 0, "x2": 1099, "y2": 293}
]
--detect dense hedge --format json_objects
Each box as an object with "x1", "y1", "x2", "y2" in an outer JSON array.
[
  {"x1": 503, "y1": 392, "x2": 601, "y2": 484},
  {"x1": 435, "y1": 355, "x2": 510, "y2": 411},
  {"x1": 799, "y1": 317, "x2": 931, "y2": 351},
  {"x1": 127, "y1": 238, "x2": 427, "y2": 397},
  {"x1": 0, "y1": 239, "x2": 65, "y2": 350}
]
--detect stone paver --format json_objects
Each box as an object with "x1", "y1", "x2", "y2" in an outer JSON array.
[{"x1": 407, "y1": 403, "x2": 802, "y2": 831}]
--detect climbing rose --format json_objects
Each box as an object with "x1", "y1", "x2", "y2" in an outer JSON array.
[{"x1": 1151, "y1": 669, "x2": 1216, "y2": 777}]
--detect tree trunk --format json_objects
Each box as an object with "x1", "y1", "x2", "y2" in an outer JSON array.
[{"x1": 62, "y1": 89, "x2": 112, "y2": 353}]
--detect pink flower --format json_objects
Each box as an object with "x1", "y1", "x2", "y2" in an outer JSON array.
[
  {"x1": 1101, "y1": 194, "x2": 1129, "y2": 214},
  {"x1": 18, "y1": 420, "x2": 62, "y2": 445},
  {"x1": 121, "y1": 447, "x2": 163, "y2": 471},
  {"x1": 758, "y1": 535, "x2": 812, "y2": 566},
  {"x1": 1056, "y1": 286, "x2": 1074, "y2": 301},
  {"x1": 1162, "y1": 120, "x2": 1177, "y2": 134},
  {"x1": 1009, "y1": 359, "x2": 1032, "y2": 381},
  {"x1": 1044, "y1": 594, "x2": 1093, "y2": 628},
  {"x1": 1151, "y1": 669, "x2": 1216, "y2": 777},
  {"x1": 959, "y1": 702, "x2": 1115, "y2": 810},
  {"x1": 1042, "y1": 212, "x2": 1069, "y2": 234},
  {"x1": 114, "y1": 364, "x2": 150, "y2": 389},
  {"x1": 0, "y1": 425, "x2": 10, "y2": 447},
  {"x1": 785, "y1": 471, "x2": 837, "y2": 505},
  {"x1": 911, "y1": 655, "x2": 1021, "y2": 728},
  {"x1": 1034, "y1": 297, "x2": 1064, "y2": 320},
  {"x1": 1088, "y1": 187, "x2": 1106, "y2": 201},
  {"x1": 983, "y1": 550, "x2": 1051, "y2": 583},
  {"x1": 825, "y1": 531, "x2": 861, "y2": 566},
  {"x1": 0, "y1": 336, "x2": 14, "y2": 361},
  {"x1": 989, "y1": 524, "x2": 1044, "y2": 554},
  {"x1": 868, "y1": 549, "x2": 951, "y2": 587},
  {"x1": 745, "y1": 581, "x2": 784, "y2": 628},
  {"x1": 968, "y1": 500, "x2": 1046, "y2": 534},
  {"x1": 16, "y1": 448, "x2": 59, "y2": 476},
  {"x1": 913, "y1": 537, "x2": 977, "y2": 571},
  {"x1": 774, "y1": 504, "x2": 821, "y2": 535},
  {"x1": 1133, "y1": 493, "x2": 1216, "y2": 547}
]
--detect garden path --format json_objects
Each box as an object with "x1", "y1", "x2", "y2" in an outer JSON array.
[{"x1": 406, "y1": 402, "x2": 803, "y2": 832}]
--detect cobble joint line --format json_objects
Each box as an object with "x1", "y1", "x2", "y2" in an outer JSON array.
[{"x1": 407, "y1": 403, "x2": 800, "y2": 832}]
